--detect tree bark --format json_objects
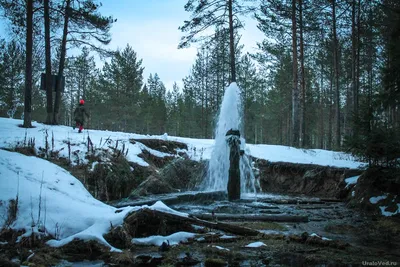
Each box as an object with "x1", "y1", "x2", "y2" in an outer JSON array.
[
  {"x1": 332, "y1": 0, "x2": 341, "y2": 149},
  {"x1": 44, "y1": 0, "x2": 53, "y2": 124},
  {"x1": 351, "y1": 0, "x2": 356, "y2": 122},
  {"x1": 192, "y1": 213, "x2": 309, "y2": 222},
  {"x1": 227, "y1": 132, "x2": 241, "y2": 201},
  {"x1": 299, "y1": 0, "x2": 306, "y2": 148},
  {"x1": 328, "y1": 67, "x2": 333, "y2": 150},
  {"x1": 291, "y1": 0, "x2": 299, "y2": 147},
  {"x1": 53, "y1": 0, "x2": 71, "y2": 124},
  {"x1": 319, "y1": 47, "x2": 324, "y2": 149},
  {"x1": 228, "y1": 0, "x2": 236, "y2": 82},
  {"x1": 23, "y1": 0, "x2": 33, "y2": 128},
  {"x1": 124, "y1": 208, "x2": 260, "y2": 237},
  {"x1": 355, "y1": 0, "x2": 361, "y2": 126}
]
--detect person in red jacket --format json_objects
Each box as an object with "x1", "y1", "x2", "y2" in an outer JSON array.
[{"x1": 73, "y1": 99, "x2": 89, "y2": 133}]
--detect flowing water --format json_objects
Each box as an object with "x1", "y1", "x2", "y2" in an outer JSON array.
[{"x1": 202, "y1": 82, "x2": 258, "y2": 196}]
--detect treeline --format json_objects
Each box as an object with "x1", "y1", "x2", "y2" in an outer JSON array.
[
  {"x1": 0, "y1": 0, "x2": 399, "y2": 167},
  {"x1": 254, "y1": 0, "x2": 400, "y2": 166}
]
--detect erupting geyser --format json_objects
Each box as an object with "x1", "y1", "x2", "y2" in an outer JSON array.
[{"x1": 202, "y1": 83, "x2": 259, "y2": 198}]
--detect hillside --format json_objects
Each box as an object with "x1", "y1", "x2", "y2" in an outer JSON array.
[
  {"x1": 1, "y1": 117, "x2": 399, "y2": 266},
  {"x1": 0, "y1": 118, "x2": 364, "y2": 168}
]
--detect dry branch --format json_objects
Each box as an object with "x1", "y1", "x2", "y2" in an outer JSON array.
[{"x1": 191, "y1": 213, "x2": 309, "y2": 222}]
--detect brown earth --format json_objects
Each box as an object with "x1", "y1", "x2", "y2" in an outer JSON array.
[
  {"x1": 346, "y1": 167, "x2": 400, "y2": 216},
  {"x1": 130, "y1": 138, "x2": 188, "y2": 154},
  {"x1": 256, "y1": 159, "x2": 363, "y2": 199}
]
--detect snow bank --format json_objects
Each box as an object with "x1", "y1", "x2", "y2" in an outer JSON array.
[
  {"x1": 0, "y1": 117, "x2": 365, "y2": 169},
  {"x1": 0, "y1": 149, "x2": 189, "y2": 251},
  {"x1": 0, "y1": 118, "x2": 172, "y2": 167},
  {"x1": 247, "y1": 144, "x2": 364, "y2": 169}
]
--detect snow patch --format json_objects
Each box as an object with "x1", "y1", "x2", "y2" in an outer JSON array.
[
  {"x1": 345, "y1": 175, "x2": 360, "y2": 188},
  {"x1": 132, "y1": 232, "x2": 195, "y2": 246},
  {"x1": 245, "y1": 241, "x2": 267, "y2": 248},
  {"x1": 310, "y1": 233, "x2": 331, "y2": 241},
  {"x1": 149, "y1": 201, "x2": 188, "y2": 217},
  {"x1": 0, "y1": 117, "x2": 365, "y2": 169},
  {"x1": 369, "y1": 195, "x2": 387, "y2": 204},
  {"x1": 379, "y1": 204, "x2": 400, "y2": 217},
  {"x1": 209, "y1": 245, "x2": 230, "y2": 251}
]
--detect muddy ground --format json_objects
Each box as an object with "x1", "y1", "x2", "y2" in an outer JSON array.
[{"x1": 1, "y1": 192, "x2": 399, "y2": 267}]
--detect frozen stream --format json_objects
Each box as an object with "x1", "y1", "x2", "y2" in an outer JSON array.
[{"x1": 113, "y1": 191, "x2": 367, "y2": 244}]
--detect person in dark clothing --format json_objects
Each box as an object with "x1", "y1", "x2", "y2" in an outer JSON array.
[{"x1": 73, "y1": 99, "x2": 89, "y2": 133}]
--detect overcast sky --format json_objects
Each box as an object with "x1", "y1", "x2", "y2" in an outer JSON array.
[
  {"x1": 100, "y1": 0, "x2": 264, "y2": 90},
  {"x1": 0, "y1": 0, "x2": 265, "y2": 91}
]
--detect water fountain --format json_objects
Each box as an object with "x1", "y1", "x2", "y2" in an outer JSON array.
[{"x1": 202, "y1": 82, "x2": 259, "y2": 199}]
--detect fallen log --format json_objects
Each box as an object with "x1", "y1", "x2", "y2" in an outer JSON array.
[
  {"x1": 191, "y1": 213, "x2": 309, "y2": 222},
  {"x1": 245, "y1": 204, "x2": 280, "y2": 209},
  {"x1": 296, "y1": 205, "x2": 335, "y2": 210},
  {"x1": 112, "y1": 191, "x2": 227, "y2": 208},
  {"x1": 258, "y1": 199, "x2": 324, "y2": 205},
  {"x1": 319, "y1": 198, "x2": 343, "y2": 203},
  {"x1": 124, "y1": 208, "x2": 260, "y2": 237}
]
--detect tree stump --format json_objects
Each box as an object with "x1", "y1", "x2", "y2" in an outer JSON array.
[{"x1": 226, "y1": 129, "x2": 241, "y2": 201}]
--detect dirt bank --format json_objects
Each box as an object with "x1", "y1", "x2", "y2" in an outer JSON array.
[{"x1": 256, "y1": 159, "x2": 363, "y2": 199}]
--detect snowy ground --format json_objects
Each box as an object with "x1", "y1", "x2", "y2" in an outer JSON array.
[
  {"x1": 0, "y1": 117, "x2": 367, "y2": 250},
  {"x1": 0, "y1": 117, "x2": 365, "y2": 168}
]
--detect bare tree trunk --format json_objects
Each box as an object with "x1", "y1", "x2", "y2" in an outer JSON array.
[
  {"x1": 228, "y1": 0, "x2": 236, "y2": 82},
  {"x1": 23, "y1": 0, "x2": 33, "y2": 128},
  {"x1": 351, "y1": 0, "x2": 356, "y2": 119},
  {"x1": 205, "y1": 49, "x2": 209, "y2": 138},
  {"x1": 291, "y1": 0, "x2": 299, "y2": 147},
  {"x1": 328, "y1": 67, "x2": 333, "y2": 150},
  {"x1": 44, "y1": 0, "x2": 53, "y2": 124},
  {"x1": 319, "y1": 50, "x2": 324, "y2": 149},
  {"x1": 299, "y1": 0, "x2": 306, "y2": 147},
  {"x1": 201, "y1": 49, "x2": 205, "y2": 138},
  {"x1": 355, "y1": 0, "x2": 361, "y2": 125},
  {"x1": 53, "y1": 0, "x2": 71, "y2": 124},
  {"x1": 332, "y1": 0, "x2": 341, "y2": 149}
]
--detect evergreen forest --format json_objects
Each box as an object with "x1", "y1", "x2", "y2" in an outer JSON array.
[{"x1": 0, "y1": 0, "x2": 399, "y2": 168}]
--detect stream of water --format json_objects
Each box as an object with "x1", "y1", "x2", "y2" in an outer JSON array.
[{"x1": 202, "y1": 83, "x2": 258, "y2": 196}]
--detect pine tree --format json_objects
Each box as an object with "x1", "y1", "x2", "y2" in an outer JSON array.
[
  {"x1": 0, "y1": 41, "x2": 25, "y2": 118},
  {"x1": 53, "y1": 0, "x2": 116, "y2": 124},
  {"x1": 100, "y1": 45, "x2": 144, "y2": 132},
  {"x1": 180, "y1": 0, "x2": 254, "y2": 83}
]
